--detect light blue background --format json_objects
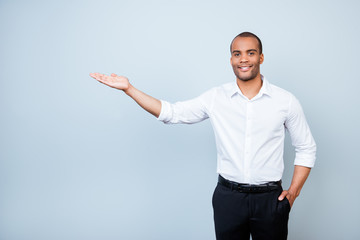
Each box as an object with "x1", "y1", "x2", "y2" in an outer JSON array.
[{"x1": 1, "y1": 0, "x2": 359, "y2": 239}]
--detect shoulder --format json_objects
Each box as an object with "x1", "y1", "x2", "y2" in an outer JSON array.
[
  {"x1": 268, "y1": 82, "x2": 306, "y2": 117},
  {"x1": 206, "y1": 82, "x2": 236, "y2": 96},
  {"x1": 197, "y1": 82, "x2": 234, "y2": 98},
  {"x1": 268, "y1": 82, "x2": 297, "y2": 102},
  {"x1": 196, "y1": 82, "x2": 234, "y2": 111}
]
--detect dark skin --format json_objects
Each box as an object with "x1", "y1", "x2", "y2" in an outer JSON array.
[
  {"x1": 230, "y1": 36, "x2": 311, "y2": 207},
  {"x1": 90, "y1": 36, "x2": 312, "y2": 208},
  {"x1": 230, "y1": 37, "x2": 264, "y2": 100}
]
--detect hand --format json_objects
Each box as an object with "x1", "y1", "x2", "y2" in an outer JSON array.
[
  {"x1": 278, "y1": 190, "x2": 295, "y2": 208},
  {"x1": 90, "y1": 72, "x2": 130, "y2": 91}
]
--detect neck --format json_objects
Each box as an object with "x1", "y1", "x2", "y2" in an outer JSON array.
[{"x1": 236, "y1": 74, "x2": 262, "y2": 100}]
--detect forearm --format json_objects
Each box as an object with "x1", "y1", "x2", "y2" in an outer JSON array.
[
  {"x1": 287, "y1": 165, "x2": 311, "y2": 197},
  {"x1": 90, "y1": 72, "x2": 162, "y2": 118},
  {"x1": 124, "y1": 83, "x2": 161, "y2": 118}
]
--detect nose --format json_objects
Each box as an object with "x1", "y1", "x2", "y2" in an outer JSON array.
[{"x1": 240, "y1": 55, "x2": 248, "y2": 63}]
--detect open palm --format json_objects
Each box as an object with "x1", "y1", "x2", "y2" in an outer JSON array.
[{"x1": 90, "y1": 73, "x2": 130, "y2": 91}]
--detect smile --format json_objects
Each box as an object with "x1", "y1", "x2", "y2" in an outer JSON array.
[{"x1": 238, "y1": 65, "x2": 252, "y2": 72}]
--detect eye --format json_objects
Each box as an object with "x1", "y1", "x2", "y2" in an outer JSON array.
[
  {"x1": 248, "y1": 52, "x2": 255, "y2": 56},
  {"x1": 234, "y1": 53, "x2": 240, "y2": 57}
]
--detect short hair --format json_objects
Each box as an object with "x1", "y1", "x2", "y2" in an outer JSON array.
[{"x1": 230, "y1": 32, "x2": 263, "y2": 54}]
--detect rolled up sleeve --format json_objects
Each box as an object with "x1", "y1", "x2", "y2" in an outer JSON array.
[
  {"x1": 285, "y1": 95, "x2": 317, "y2": 168},
  {"x1": 157, "y1": 89, "x2": 214, "y2": 124}
]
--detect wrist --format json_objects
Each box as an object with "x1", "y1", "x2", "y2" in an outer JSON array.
[
  {"x1": 124, "y1": 83, "x2": 134, "y2": 95},
  {"x1": 287, "y1": 187, "x2": 300, "y2": 198}
]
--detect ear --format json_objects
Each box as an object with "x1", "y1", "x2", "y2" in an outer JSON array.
[{"x1": 260, "y1": 53, "x2": 264, "y2": 64}]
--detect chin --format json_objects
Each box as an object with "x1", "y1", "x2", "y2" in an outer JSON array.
[
  {"x1": 238, "y1": 77, "x2": 253, "y2": 81},
  {"x1": 237, "y1": 74, "x2": 256, "y2": 82},
  {"x1": 235, "y1": 70, "x2": 259, "y2": 82}
]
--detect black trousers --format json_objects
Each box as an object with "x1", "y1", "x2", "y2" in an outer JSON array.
[{"x1": 212, "y1": 179, "x2": 291, "y2": 240}]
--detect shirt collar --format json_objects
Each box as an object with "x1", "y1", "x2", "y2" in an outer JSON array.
[{"x1": 228, "y1": 74, "x2": 272, "y2": 99}]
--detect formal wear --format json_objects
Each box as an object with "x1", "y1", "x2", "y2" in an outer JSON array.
[
  {"x1": 213, "y1": 175, "x2": 290, "y2": 240},
  {"x1": 157, "y1": 75, "x2": 316, "y2": 239}
]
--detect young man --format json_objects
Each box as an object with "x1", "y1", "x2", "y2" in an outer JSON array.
[{"x1": 90, "y1": 32, "x2": 316, "y2": 240}]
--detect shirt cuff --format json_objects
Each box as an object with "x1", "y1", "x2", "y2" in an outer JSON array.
[
  {"x1": 294, "y1": 155, "x2": 316, "y2": 168},
  {"x1": 157, "y1": 100, "x2": 172, "y2": 123}
]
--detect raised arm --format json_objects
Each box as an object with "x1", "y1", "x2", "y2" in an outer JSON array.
[{"x1": 90, "y1": 73, "x2": 161, "y2": 118}]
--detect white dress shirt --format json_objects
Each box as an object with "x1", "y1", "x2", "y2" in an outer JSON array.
[{"x1": 157, "y1": 75, "x2": 316, "y2": 184}]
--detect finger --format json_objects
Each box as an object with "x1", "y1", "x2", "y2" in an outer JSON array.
[
  {"x1": 92, "y1": 73, "x2": 107, "y2": 83},
  {"x1": 111, "y1": 73, "x2": 117, "y2": 77},
  {"x1": 98, "y1": 74, "x2": 105, "y2": 80},
  {"x1": 90, "y1": 72, "x2": 101, "y2": 80},
  {"x1": 278, "y1": 190, "x2": 288, "y2": 201},
  {"x1": 90, "y1": 73, "x2": 114, "y2": 86},
  {"x1": 99, "y1": 74, "x2": 111, "y2": 83},
  {"x1": 89, "y1": 73, "x2": 98, "y2": 79}
]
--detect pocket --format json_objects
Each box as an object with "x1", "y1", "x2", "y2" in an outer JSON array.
[{"x1": 284, "y1": 197, "x2": 291, "y2": 212}]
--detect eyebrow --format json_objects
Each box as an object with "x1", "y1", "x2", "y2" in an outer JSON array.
[{"x1": 232, "y1": 49, "x2": 258, "y2": 54}]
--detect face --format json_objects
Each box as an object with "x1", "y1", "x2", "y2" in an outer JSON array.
[{"x1": 230, "y1": 37, "x2": 264, "y2": 82}]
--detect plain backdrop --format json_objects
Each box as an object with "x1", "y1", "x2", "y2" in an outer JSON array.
[{"x1": 1, "y1": 0, "x2": 359, "y2": 239}]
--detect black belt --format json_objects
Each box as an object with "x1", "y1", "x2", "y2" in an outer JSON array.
[{"x1": 218, "y1": 175, "x2": 282, "y2": 193}]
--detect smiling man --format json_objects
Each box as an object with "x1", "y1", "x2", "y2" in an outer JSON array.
[{"x1": 90, "y1": 32, "x2": 316, "y2": 240}]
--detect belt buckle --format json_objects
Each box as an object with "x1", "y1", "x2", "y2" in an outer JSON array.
[
  {"x1": 249, "y1": 185, "x2": 257, "y2": 192},
  {"x1": 249, "y1": 184, "x2": 268, "y2": 193},
  {"x1": 234, "y1": 183, "x2": 243, "y2": 192},
  {"x1": 238, "y1": 184, "x2": 250, "y2": 193}
]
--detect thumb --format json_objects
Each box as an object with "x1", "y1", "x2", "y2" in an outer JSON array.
[
  {"x1": 111, "y1": 73, "x2": 117, "y2": 77},
  {"x1": 278, "y1": 190, "x2": 288, "y2": 201}
]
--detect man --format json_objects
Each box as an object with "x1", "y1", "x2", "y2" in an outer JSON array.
[{"x1": 90, "y1": 32, "x2": 316, "y2": 240}]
